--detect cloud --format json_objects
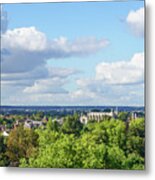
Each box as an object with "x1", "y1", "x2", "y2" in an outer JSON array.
[
  {"x1": 126, "y1": 7, "x2": 144, "y2": 37},
  {"x1": 47, "y1": 66, "x2": 80, "y2": 78},
  {"x1": 50, "y1": 36, "x2": 109, "y2": 57},
  {"x1": 1, "y1": 25, "x2": 96, "y2": 104},
  {"x1": 96, "y1": 52, "x2": 144, "y2": 85},
  {"x1": 1, "y1": 26, "x2": 108, "y2": 102},
  {"x1": 1, "y1": 65, "x2": 78, "y2": 83},
  {"x1": 2, "y1": 83, "x2": 144, "y2": 106},
  {"x1": 0, "y1": 9, "x2": 109, "y2": 105},
  {"x1": 2, "y1": 27, "x2": 108, "y2": 54},
  {"x1": 1, "y1": 27, "x2": 108, "y2": 74},
  {"x1": 69, "y1": 78, "x2": 144, "y2": 106},
  {"x1": 22, "y1": 67, "x2": 78, "y2": 94},
  {"x1": 69, "y1": 52, "x2": 144, "y2": 105},
  {"x1": 1, "y1": 8, "x2": 144, "y2": 106},
  {"x1": 0, "y1": 5, "x2": 8, "y2": 34},
  {"x1": 1, "y1": 65, "x2": 48, "y2": 87},
  {"x1": 23, "y1": 78, "x2": 68, "y2": 94},
  {"x1": 2, "y1": 66, "x2": 78, "y2": 94},
  {"x1": 1, "y1": 50, "x2": 46, "y2": 74},
  {"x1": 1, "y1": 52, "x2": 144, "y2": 106},
  {"x1": 2, "y1": 27, "x2": 48, "y2": 51},
  {"x1": 1, "y1": 66, "x2": 79, "y2": 105}
]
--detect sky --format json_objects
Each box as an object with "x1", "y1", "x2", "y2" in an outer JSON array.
[{"x1": 1, "y1": 0, "x2": 145, "y2": 106}]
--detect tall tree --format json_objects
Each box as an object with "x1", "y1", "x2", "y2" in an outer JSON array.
[{"x1": 6, "y1": 125, "x2": 38, "y2": 166}]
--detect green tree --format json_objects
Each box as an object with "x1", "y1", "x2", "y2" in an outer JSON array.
[
  {"x1": 20, "y1": 133, "x2": 76, "y2": 168},
  {"x1": 124, "y1": 153, "x2": 144, "y2": 170},
  {"x1": 74, "y1": 133, "x2": 106, "y2": 169},
  {"x1": 105, "y1": 146, "x2": 126, "y2": 169},
  {"x1": 46, "y1": 118, "x2": 60, "y2": 132},
  {"x1": 126, "y1": 118, "x2": 145, "y2": 157},
  {"x1": 118, "y1": 112, "x2": 129, "y2": 121},
  {"x1": 19, "y1": 115, "x2": 145, "y2": 170},
  {"x1": 0, "y1": 135, "x2": 9, "y2": 166},
  {"x1": 61, "y1": 115, "x2": 83, "y2": 135},
  {"x1": 6, "y1": 125, "x2": 38, "y2": 166}
]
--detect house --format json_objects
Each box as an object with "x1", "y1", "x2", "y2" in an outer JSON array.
[
  {"x1": 24, "y1": 119, "x2": 33, "y2": 129},
  {"x1": 32, "y1": 120, "x2": 43, "y2": 128},
  {"x1": 14, "y1": 119, "x2": 26, "y2": 128},
  {"x1": 24, "y1": 119, "x2": 43, "y2": 129}
]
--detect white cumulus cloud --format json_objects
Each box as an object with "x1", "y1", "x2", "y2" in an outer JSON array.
[
  {"x1": 23, "y1": 77, "x2": 68, "y2": 94},
  {"x1": 96, "y1": 52, "x2": 144, "y2": 85},
  {"x1": 2, "y1": 27, "x2": 48, "y2": 51},
  {"x1": 126, "y1": 7, "x2": 144, "y2": 37},
  {"x1": 1, "y1": 27, "x2": 109, "y2": 74}
]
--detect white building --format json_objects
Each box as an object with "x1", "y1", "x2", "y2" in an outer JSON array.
[
  {"x1": 24, "y1": 119, "x2": 43, "y2": 129},
  {"x1": 80, "y1": 109, "x2": 118, "y2": 124}
]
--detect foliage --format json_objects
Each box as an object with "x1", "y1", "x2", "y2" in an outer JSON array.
[
  {"x1": 19, "y1": 117, "x2": 145, "y2": 169},
  {"x1": 46, "y1": 118, "x2": 60, "y2": 132},
  {"x1": 0, "y1": 135, "x2": 9, "y2": 166},
  {"x1": 118, "y1": 112, "x2": 129, "y2": 121},
  {"x1": 126, "y1": 118, "x2": 145, "y2": 157},
  {"x1": 61, "y1": 114, "x2": 83, "y2": 135},
  {"x1": 6, "y1": 125, "x2": 38, "y2": 166},
  {"x1": 0, "y1": 113, "x2": 145, "y2": 169}
]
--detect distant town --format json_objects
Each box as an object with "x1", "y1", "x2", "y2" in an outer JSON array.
[
  {"x1": 0, "y1": 106, "x2": 145, "y2": 137},
  {"x1": 0, "y1": 105, "x2": 145, "y2": 168}
]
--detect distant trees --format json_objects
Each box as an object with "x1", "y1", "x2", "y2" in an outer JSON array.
[
  {"x1": 32, "y1": 111, "x2": 44, "y2": 121},
  {"x1": 103, "y1": 108, "x2": 111, "y2": 112}
]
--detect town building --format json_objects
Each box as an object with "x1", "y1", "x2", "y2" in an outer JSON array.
[
  {"x1": 80, "y1": 109, "x2": 118, "y2": 124},
  {"x1": 24, "y1": 119, "x2": 43, "y2": 129}
]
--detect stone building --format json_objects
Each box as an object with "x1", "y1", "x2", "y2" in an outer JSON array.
[{"x1": 80, "y1": 109, "x2": 118, "y2": 124}]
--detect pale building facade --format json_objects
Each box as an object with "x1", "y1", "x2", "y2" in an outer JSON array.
[{"x1": 80, "y1": 109, "x2": 118, "y2": 124}]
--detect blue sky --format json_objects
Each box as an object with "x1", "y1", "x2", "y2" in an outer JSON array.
[{"x1": 1, "y1": 1, "x2": 145, "y2": 106}]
